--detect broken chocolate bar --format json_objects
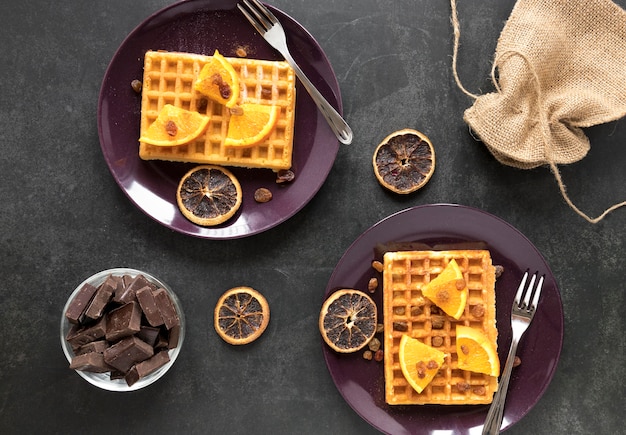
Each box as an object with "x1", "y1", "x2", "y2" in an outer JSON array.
[
  {"x1": 124, "y1": 350, "x2": 170, "y2": 386},
  {"x1": 84, "y1": 278, "x2": 115, "y2": 320},
  {"x1": 103, "y1": 336, "x2": 154, "y2": 373},
  {"x1": 114, "y1": 274, "x2": 152, "y2": 304},
  {"x1": 154, "y1": 288, "x2": 180, "y2": 330},
  {"x1": 65, "y1": 282, "x2": 98, "y2": 324},
  {"x1": 105, "y1": 301, "x2": 142, "y2": 342},
  {"x1": 70, "y1": 351, "x2": 112, "y2": 373},
  {"x1": 66, "y1": 316, "x2": 107, "y2": 350},
  {"x1": 136, "y1": 287, "x2": 164, "y2": 327}
]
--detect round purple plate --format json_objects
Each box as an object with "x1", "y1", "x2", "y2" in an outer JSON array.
[
  {"x1": 97, "y1": 0, "x2": 342, "y2": 239},
  {"x1": 323, "y1": 204, "x2": 563, "y2": 434}
]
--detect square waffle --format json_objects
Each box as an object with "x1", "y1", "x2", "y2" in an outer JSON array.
[
  {"x1": 382, "y1": 250, "x2": 498, "y2": 405},
  {"x1": 138, "y1": 50, "x2": 296, "y2": 171}
]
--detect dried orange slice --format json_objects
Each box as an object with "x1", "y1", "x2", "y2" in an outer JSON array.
[
  {"x1": 194, "y1": 50, "x2": 240, "y2": 108},
  {"x1": 214, "y1": 287, "x2": 270, "y2": 345},
  {"x1": 421, "y1": 259, "x2": 467, "y2": 319},
  {"x1": 224, "y1": 103, "x2": 280, "y2": 147},
  {"x1": 398, "y1": 335, "x2": 446, "y2": 393},
  {"x1": 140, "y1": 104, "x2": 210, "y2": 146},
  {"x1": 373, "y1": 128, "x2": 435, "y2": 194},
  {"x1": 455, "y1": 325, "x2": 500, "y2": 376},
  {"x1": 319, "y1": 289, "x2": 377, "y2": 353},
  {"x1": 176, "y1": 165, "x2": 242, "y2": 226}
]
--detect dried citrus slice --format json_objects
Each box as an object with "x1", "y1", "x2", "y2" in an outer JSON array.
[
  {"x1": 421, "y1": 259, "x2": 467, "y2": 319},
  {"x1": 399, "y1": 335, "x2": 446, "y2": 393},
  {"x1": 140, "y1": 104, "x2": 210, "y2": 146},
  {"x1": 214, "y1": 287, "x2": 270, "y2": 345},
  {"x1": 176, "y1": 165, "x2": 242, "y2": 226},
  {"x1": 224, "y1": 103, "x2": 280, "y2": 147},
  {"x1": 319, "y1": 289, "x2": 377, "y2": 353},
  {"x1": 194, "y1": 50, "x2": 240, "y2": 108},
  {"x1": 455, "y1": 325, "x2": 500, "y2": 376},
  {"x1": 372, "y1": 128, "x2": 435, "y2": 194}
]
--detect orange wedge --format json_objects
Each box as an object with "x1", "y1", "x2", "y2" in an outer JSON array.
[
  {"x1": 455, "y1": 325, "x2": 500, "y2": 376},
  {"x1": 421, "y1": 258, "x2": 467, "y2": 319},
  {"x1": 194, "y1": 50, "x2": 240, "y2": 108},
  {"x1": 140, "y1": 104, "x2": 209, "y2": 146},
  {"x1": 224, "y1": 103, "x2": 280, "y2": 147},
  {"x1": 398, "y1": 335, "x2": 446, "y2": 393}
]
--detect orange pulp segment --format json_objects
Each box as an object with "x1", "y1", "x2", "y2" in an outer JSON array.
[
  {"x1": 455, "y1": 325, "x2": 500, "y2": 377},
  {"x1": 421, "y1": 258, "x2": 467, "y2": 319},
  {"x1": 224, "y1": 103, "x2": 280, "y2": 147},
  {"x1": 140, "y1": 104, "x2": 210, "y2": 146},
  {"x1": 194, "y1": 50, "x2": 240, "y2": 108},
  {"x1": 398, "y1": 335, "x2": 446, "y2": 393}
]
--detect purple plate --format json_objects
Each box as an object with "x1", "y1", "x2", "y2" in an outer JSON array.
[
  {"x1": 323, "y1": 204, "x2": 563, "y2": 434},
  {"x1": 97, "y1": 0, "x2": 342, "y2": 239}
]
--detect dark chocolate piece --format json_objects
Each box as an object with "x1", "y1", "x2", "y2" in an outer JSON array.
[
  {"x1": 124, "y1": 350, "x2": 170, "y2": 386},
  {"x1": 136, "y1": 326, "x2": 160, "y2": 347},
  {"x1": 136, "y1": 287, "x2": 164, "y2": 327},
  {"x1": 75, "y1": 340, "x2": 109, "y2": 355},
  {"x1": 70, "y1": 351, "x2": 112, "y2": 373},
  {"x1": 153, "y1": 288, "x2": 180, "y2": 330},
  {"x1": 114, "y1": 274, "x2": 151, "y2": 304},
  {"x1": 65, "y1": 283, "x2": 98, "y2": 324},
  {"x1": 103, "y1": 336, "x2": 154, "y2": 373},
  {"x1": 167, "y1": 325, "x2": 181, "y2": 350},
  {"x1": 66, "y1": 316, "x2": 107, "y2": 349},
  {"x1": 106, "y1": 301, "x2": 142, "y2": 342},
  {"x1": 84, "y1": 278, "x2": 116, "y2": 320}
]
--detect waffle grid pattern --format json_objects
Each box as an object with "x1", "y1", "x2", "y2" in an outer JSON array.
[
  {"x1": 139, "y1": 51, "x2": 296, "y2": 171},
  {"x1": 383, "y1": 250, "x2": 498, "y2": 405}
]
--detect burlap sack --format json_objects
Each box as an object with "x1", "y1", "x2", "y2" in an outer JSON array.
[{"x1": 451, "y1": 0, "x2": 626, "y2": 222}]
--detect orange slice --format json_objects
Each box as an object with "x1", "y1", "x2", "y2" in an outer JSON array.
[
  {"x1": 398, "y1": 335, "x2": 446, "y2": 393},
  {"x1": 214, "y1": 287, "x2": 270, "y2": 345},
  {"x1": 140, "y1": 104, "x2": 209, "y2": 146},
  {"x1": 194, "y1": 50, "x2": 240, "y2": 108},
  {"x1": 456, "y1": 325, "x2": 500, "y2": 376},
  {"x1": 176, "y1": 165, "x2": 242, "y2": 226},
  {"x1": 224, "y1": 103, "x2": 280, "y2": 147},
  {"x1": 373, "y1": 128, "x2": 435, "y2": 194},
  {"x1": 421, "y1": 258, "x2": 467, "y2": 319},
  {"x1": 319, "y1": 289, "x2": 377, "y2": 353}
]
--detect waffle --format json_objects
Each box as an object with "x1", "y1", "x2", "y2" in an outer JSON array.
[
  {"x1": 139, "y1": 50, "x2": 296, "y2": 171},
  {"x1": 382, "y1": 250, "x2": 498, "y2": 405}
]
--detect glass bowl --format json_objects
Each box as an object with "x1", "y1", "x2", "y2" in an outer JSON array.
[{"x1": 60, "y1": 268, "x2": 185, "y2": 391}]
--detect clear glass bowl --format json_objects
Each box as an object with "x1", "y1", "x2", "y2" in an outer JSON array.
[{"x1": 60, "y1": 268, "x2": 185, "y2": 391}]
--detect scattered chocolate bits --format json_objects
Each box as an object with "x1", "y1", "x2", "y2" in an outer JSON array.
[
  {"x1": 64, "y1": 273, "x2": 180, "y2": 386},
  {"x1": 254, "y1": 187, "x2": 273, "y2": 203}
]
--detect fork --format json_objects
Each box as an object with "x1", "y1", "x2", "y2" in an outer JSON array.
[
  {"x1": 482, "y1": 271, "x2": 544, "y2": 435},
  {"x1": 238, "y1": 0, "x2": 353, "y2": 144}
]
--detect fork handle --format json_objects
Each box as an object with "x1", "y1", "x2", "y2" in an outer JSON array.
[
  {"x1": 282, "y1": 52, "x2": 353, "y2": 144},
  {"x1": 482, "y1": 336, "x2": 521, "y2": 435}
]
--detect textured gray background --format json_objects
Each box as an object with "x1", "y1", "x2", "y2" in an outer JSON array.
[{"x1": 1, "y1": 0, "x2": 624, "y2": 433}]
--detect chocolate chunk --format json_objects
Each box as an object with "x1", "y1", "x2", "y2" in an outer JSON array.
[
  {"x1": 70, "y1": 352, "x2": 112, "y2": 373},
  {"x1": 167, "y1": 325, "x2": 181, "y2": 349},
  {"x1": 66, "y1": 316, "x2": 107, "y2": 349},
  {"x1": 125, "y1": 350, "x2": 170, "y2": 386},
  {"x1": 136, "y1": 326, "x2": 161, "y2": 347},
  {"x1": 153, "y1": 288, "x2": 180, "y2": 329},
  {"x1": 106, "y1": 301, "x2": 142, "y2": 342},
  {"x1": 75, "y1": 340, "x2": 109, "y2": 355},
  {"x1": 136, "y1": 287, "x2": 164, "y2": 327},
  {"x1": 103, "y1": 336, "x2": 154, "y2": 373},
  {"x1": 114, "y1": 274, "x2": 151, "y2": 304},
  {"x1": 65, "y1": 283, "x2": 98, "y2": 324},
  {"x1": 84, "y1": 278, "x2": 116, "y2": 320}
]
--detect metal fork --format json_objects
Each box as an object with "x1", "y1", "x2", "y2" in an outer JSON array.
[
  {"x1": 482, "y1": 271, "x2": 544, "y2": 435},
  {"x1": 238, "y1": 0, "x2": 353, "y2": 144}
]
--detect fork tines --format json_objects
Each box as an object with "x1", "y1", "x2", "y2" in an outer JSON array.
[
  {"x1": 515, "y1": 270, "x2": 544, "y2": 315},
  {"x1": 238, "y1": 0, "x2": 277, "y2": 33}
]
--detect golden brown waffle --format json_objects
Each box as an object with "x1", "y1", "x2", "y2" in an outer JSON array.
[
  {"x1": 382, "y1": 250, "x2": 498, "y2": 405},
  {"x1": 139, "y1": 50, "x2": 296, "y2": 171}
]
